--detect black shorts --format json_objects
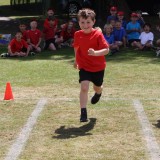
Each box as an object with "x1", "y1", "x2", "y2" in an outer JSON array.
[
  {"x1": 79, "y1": 69, "x2": 105, "y2": 87},
  {"x1": 44, "y1": 38, "x2": 56, "y2": 50},
  {"x1": 128, "y1": 39, "x2": 140, "y2": 45}
]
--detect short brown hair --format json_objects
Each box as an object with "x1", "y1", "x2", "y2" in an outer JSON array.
[{"x1": 77, "y1": 8, "x2": 96, "y2": 21}]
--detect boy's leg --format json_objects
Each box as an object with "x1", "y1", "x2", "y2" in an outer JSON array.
[
  {"x1": 91, "y1": 85, "x2": 102, "y2": 104},
  {"x1": 115, "y1": 41, "x2": 123, "y2": 47},
  {"x1": 91, "y1": 70, "x2": 104, "y2": 104},
  {"x1": 49, "y1": 43, "x2": 57, "y2": 51},
  {"x1": 36, "y1": 47, "x2": 41, "y2": 53},
  {"x1": 80, "y1": 80, "x2": 90, "y2": 122},
  {"x1": 93, "y1": 85, "x2": 103, "y2": 94}
]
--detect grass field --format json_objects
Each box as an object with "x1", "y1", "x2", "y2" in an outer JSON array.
[
  {"x1": 0, "y1": 47, "x2": 160, "y2": 160},
  {"x1": 0, "y1": 0, "x2": 10, "y2": 6}
]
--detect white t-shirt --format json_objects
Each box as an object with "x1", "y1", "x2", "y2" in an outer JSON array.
[{"x1": 139, "y1": 32, "x2": 154, "y2": 45}]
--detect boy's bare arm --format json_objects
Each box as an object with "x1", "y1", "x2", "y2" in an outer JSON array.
[
  {"x1": 74, "y1": 47, "x2": 78, "y2": 69},
  {"x1": 8, "y1": 45, "x2": 19, "y2": 56},
  {"x1": 36, "y1": 38, "x2": 42, "y2": 48},
  {"x1": 88, "y1": 48, "x2": 109, "y2": 56},
  {"x1": 27, "y1": 38, "x2": 34, "y2": 46},
  {"x1": 8, "y1": 45, "x2": 12, "y2": 54}
]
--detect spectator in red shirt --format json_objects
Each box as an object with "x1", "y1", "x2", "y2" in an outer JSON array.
[
  {"x1": 8, "y1": 31, "x2": 30, "y2": 57},
  {"x1": 19, "y1": 23, "x2": 28, "y2": 41},
  {"x1": 27, "y1": 20, "x2": 42, "y2": 53},
  {"x1": 59, "y1": 20, "x2": 76, "y2": 47},
  {"x1": 44, "y1": 8, "x2": 58, "y2": 29},
  {"x1": 43, "y1": 16, "x2": 57, "y2": 51},
  {"x1": 55, "y1": 20, "x2": 76, "y2": 47},
  {"x1": 73, "y1": 9, "x2": 109, "y2": 122}
]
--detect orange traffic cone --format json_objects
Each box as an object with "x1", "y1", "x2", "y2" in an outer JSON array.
[{"x1": 4, "y1": 82, "x2": 14, "y2": 100}]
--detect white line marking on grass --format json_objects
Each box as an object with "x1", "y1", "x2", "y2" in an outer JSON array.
[
  {"x1": 14, "y1": 97, "x2": 160, "y2": 101},
  {"x1": 5, "y1": 98, "x2": 47, "y2": 160},
  {"x1": 133, "y1": 99, "x2": 160, "y2": 160}
]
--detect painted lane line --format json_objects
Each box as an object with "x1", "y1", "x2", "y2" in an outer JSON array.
[
  {"x1": 13, "y1": 97, "x2": 160, "y2": 101},
  {"x1": 133, "y1": 99, "x2": 160, "y2": 160},
  {"x1": 5, "y1": 98, "x2": 47, "y2": 160}
]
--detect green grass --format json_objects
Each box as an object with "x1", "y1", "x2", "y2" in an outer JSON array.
[
  {"x1": 0, "y1": 47, "x2": 159, "y2": 160},
  {"x1": 0, "y1": 0, "x2": 10, "y2": 5}
]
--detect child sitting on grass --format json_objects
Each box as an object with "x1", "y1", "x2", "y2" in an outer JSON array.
[
  {"x1": 109, "y1": 19, "x2": 116, "y2": 32},
  {"x1": 134, "y1": 23, "x2": 154, "y2": 50},
  {"x1": 1, "y1": 31, "x2": 30, "y2": 57},
  {"x1": 117, "y1": 11, "x2": 127, "y2": 29},
  {"x1": 107, "y1": 6, "x2": 118, "y2": 23},
  {"x1": 59, "y1": 20, "x2": 76, "y2": 47},
  {"x1": 113, "y1": 20, "x2": 127, "y2": 48},
  {"x1": 27, "y1": 20, "x2": 42, "y2": 53},
  {"x1": 44, "y1": 8, "x2": 58, "y2": 29},
  {"x1": 43, "y1": 16, "x2": 57, "y2": 51},
  {"x1": 126, "y1": 13, "x2": 141, "y2": 47},
  {"x1": 103, "y1": 24, "x2": 119, "y2": 54},
  {"x1": 19, "y1": 23, "x2": 28, "y2": 41}
]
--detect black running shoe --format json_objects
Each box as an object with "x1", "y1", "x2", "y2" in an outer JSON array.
[
  {"x1": 80, "y1": 113, "x2": 88, "y2": 122},
  {"x1": 91, "y1": 93, "x2": 101, "y2": 104},
  {"x1": 80, "y1": 108, "x2": 88, "y2": 122}
]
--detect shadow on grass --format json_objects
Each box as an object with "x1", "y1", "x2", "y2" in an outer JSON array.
[
  {"x1": 0, "y1": 47, "x2": 75, "y2": 62},
  {"x1": 53, "y1": 118, "x2": 97, "y2": 139},
  {"x1": 153, "y1": 120, "x2": 160, "y2": 128}
]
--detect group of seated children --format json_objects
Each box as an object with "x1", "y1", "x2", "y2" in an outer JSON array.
[
  {"x1": 104, "y1": 6, "x2": 159, "y2": 56},
  {"x1": 1, "y1": 8, "x2": 76, "y2": 57},
  {"x1": 1, "y1": 7, "x2": 160, "y2": 58}
]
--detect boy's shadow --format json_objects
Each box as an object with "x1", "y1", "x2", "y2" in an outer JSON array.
[
  {"x1": 153, "y1": 120, "x2": 160, "y2": 128},
  {"x1": 53, "y1": 118, "x2": 97, "y2": 139}
]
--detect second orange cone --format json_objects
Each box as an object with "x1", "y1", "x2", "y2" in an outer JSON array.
[{"x1": 4, "y1": 82, "x2": 14, "y2": 100}]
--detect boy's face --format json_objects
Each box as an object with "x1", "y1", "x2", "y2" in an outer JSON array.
[
  {"x1": 144, "y1": 25, "x2": 150, "y2": 32},
  {"x1": 110, "y1": 20, "x2": 116, "y2": 27},
  {"x1": 30, "y1": 21, "x2": 37, "y2": 29},
  {"x1": 105, "y1": 27, "x2": 112, "y2": 34},
  {"x1": 110, "y1": 10, "x2": 117, "y2": 16},
  {"x1": 131, "y1": 16, "x2": 138, "y2": 22},
  {"x1": 118, "y1": 15, "x2": 124, "y2": 20},
  {"x1": 19, "y1": 24, "x2": 26, "y2": 31},
  {"x1": 79, "y1": 17, "x2": 95, "y2": 33},
  {"x1": 115, "y1": 22, "x2": 122, "y2": 29},
  {"x1": 68, "y1": 22, "x2": 74, "y2": 29},
  {"x1": 15, "y1": 32, "x2": 22, "y2": 40},
  {"x1": 47, "y1": 10, "x2": 54, "y2": 16}
]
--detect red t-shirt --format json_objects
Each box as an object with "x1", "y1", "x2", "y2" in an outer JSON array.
[
  {"x1": 43, "y1": 25, "x2": 56, "y2": 40},
  {"x1": 73, "y1": 29, "x2": 109, "y2": 72},
  {"x1": 60, "y1": 26, "x2": 76, "y2": 41},
  {"x1": 9, "y1": 38, "x2": 28, "y2": 53},
  {"x1": 44, "y1": 18, "x2": 58, "y2": 28},
  {"x1": 27, "y1": 29, "x2": 41, "y2": 45},
  {"x1": 21, "y1": 30, "x2": 28, "y2": 41}
]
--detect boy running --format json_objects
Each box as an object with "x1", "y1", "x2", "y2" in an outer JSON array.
[{"x1": 73, "y1": 9, "x2": 109, "y2": 122}]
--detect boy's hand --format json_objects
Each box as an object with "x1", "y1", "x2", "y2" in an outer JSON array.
[
  {"x1": 73, "y1": 61, "x2": 78, "y2": 69},
  {"x1": 88, "y1": 48, "x2": 96, "y2": 56}
]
